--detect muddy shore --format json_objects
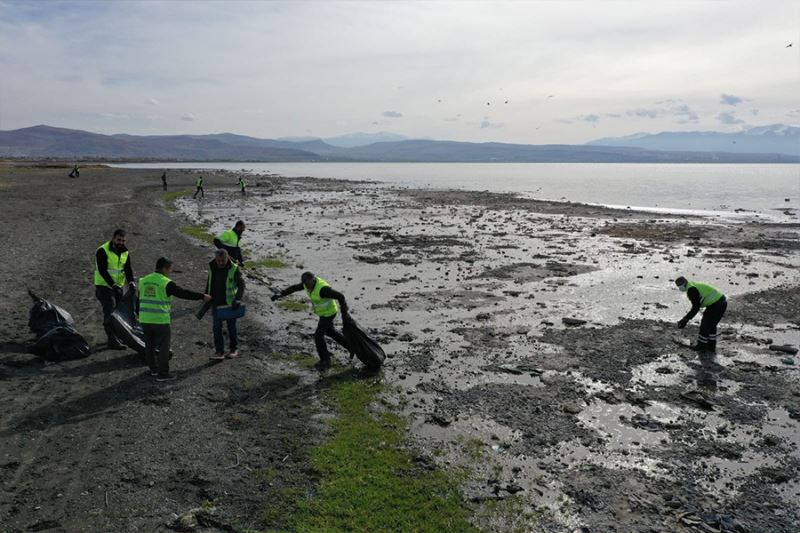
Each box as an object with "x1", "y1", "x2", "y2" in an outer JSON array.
[{"x1": 2, "y1": 164, "x2": 799, "y2": 532}]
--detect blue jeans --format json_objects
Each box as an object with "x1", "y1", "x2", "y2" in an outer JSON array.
[{"x1": 213, "y1": 315, "x2": 238, "y2": 353}]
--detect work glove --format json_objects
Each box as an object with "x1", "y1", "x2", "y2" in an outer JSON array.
[
  {"x1": 270, "y1": 294, "x2": 280, "y2": 302},
  {"x1": 113, "y1": 285, "x2": 124, "y2": 299},
  {"x1": 128, "y1": 281, "x2": 136, "y2": 292},
  {"x1": 677, "y1": 320, "x2": 687, "y2": 329},
  {"x1": 232, "y1": 300, "x2": 241, "y2": 309}
]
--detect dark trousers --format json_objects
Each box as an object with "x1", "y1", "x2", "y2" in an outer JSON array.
[
  {"x1": 193, "y1": 186, "x2": 204, "y2": 198},
  {"x1": 142, "y1": 323, "x2": 171, "y2": 376},
  {"x1": 95, "y1": 285, "x2": 121, "y2": 344},
  {"x1": 698, "y1": 298, "x2": 727, "y2": 347},
  {"x1": 162, "y1": 182, "x2": 167, "y2": 190},
  {"x1": 314, "y1": 314, "x2": 349, "y2": 361},
  {"x1": 213, "y1": 315, "x2": 238, "y2": 353}
]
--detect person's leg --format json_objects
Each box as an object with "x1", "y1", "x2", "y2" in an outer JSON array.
[
  {"x1": 142, "y1": 324, "x2": 157, "y2": 373},
  {"x1": 323, "y1": 314, "x2": 350, "y2": 352},
  {"x1": 227, "y1": 318, "x2": 238, "y2": 354},
  {"x1": 95, "y1": 286, "x2": 120, "y2": 345},
  {"x1": 200, "y1": 186, "x2": 204, "y2": 198},
  {"x1": 156, "y1": 325, "x2": 172, "y2": 376},
  {"x1": 705, "y1": 299, "x2": 727, "y2": 351},
  {"x1": 314, "y1": 316, "x2": 333, "y2": 361},
  {"x1": 212, "y1": 314, "x2": 225, "y2": 355}
]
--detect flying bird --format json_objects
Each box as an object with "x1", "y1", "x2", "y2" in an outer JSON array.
[
  {"x1": 504, "y1": 100, "x2": 509, "y2": 104},
  {"x1": 486, "y1": 102, "x2": 491, "y2": 106},
  {"x1": 787, "y1": 43, "x2": 793, "y2": 48},
  {"x1": 547, "y1": 95, "x2": 555, "y2": 98}
]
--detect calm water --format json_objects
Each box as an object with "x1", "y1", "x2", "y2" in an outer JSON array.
[{"x1": 114, "y1": 162, "x2": 800, "y2": 216}]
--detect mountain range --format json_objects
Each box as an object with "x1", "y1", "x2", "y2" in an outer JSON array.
[{"x1": 1, "y1": 124, "x2": 798, "y2": 163}]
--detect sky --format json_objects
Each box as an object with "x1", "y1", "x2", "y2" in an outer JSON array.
[{"x1": 0, "y1": 0, "x2": 798, "y2": 144}]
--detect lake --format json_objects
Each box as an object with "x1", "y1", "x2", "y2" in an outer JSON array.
[{"x1": 113, "y1": 162, "x2": 800, "y2": 217}]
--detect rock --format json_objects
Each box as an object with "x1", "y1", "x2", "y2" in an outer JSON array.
[
  {"x1": 167, "y1": 510, "x2": 199, "y2": 531},
  {"x1": 769, "y1": 344, "x2": 798, "y2": 355},
  {"x1": 562, "y1": 317, "x2": 587, "y2": 326},
  {"x1": 427, "y1": 413, "x2": 452, "y2": 427},
  {"x1": 782, "y1": 358, "x2": 795, "y2": 365},
  {"x1": 506, "y1": 483, "x2": 524, "y2": 494},
  {"x1": 562, "y1": 403, "x2": 583, "y2": 414}
]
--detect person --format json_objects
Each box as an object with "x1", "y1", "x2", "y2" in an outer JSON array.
[
  {"x1": 69, "y1": 165, "x2": 80, "y2": 178},
  {"x1": 207, "y1": 249, "x2": 245, "y2": 360},
  {"x1": 213, "y1": 220, "x2": 246, "y2": 266},
  {"x1": 193, "y1": 175, "x2": 204, "y2": 198},
  {"x1": 271, "y1": 272, "x2": 350, "y2": 370},
  {"x1": 161, "y1": 171, "x2": 167, "y2": 191},
  {"x1": 138, "y1": 257, "x2": 211, "y2": 381},
  {"x1": 94, "y1": 229, "x2": 135, "y2": 349},
  {"x1": 675, "y1": 276, "x2": 727, "y2": 352},
  {"x1": 238, "y1": 176, "x2": 247, "y2": 196}
]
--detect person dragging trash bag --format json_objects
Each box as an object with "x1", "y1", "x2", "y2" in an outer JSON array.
[
  {"x1": 138, "y1": 257, "x2": 211, "y2": 381},
  {"x1": 94, "y1": 229, "x2": 135, "y2": 349},
  {"x1": 207, "y1": 249, "x2": 245, "y2": 361},
  {"x1": 272, "y1": 272, "x2": 351, "y2": 370},
  {"x1": 674, "y1": 276, "x2": 727, "y2": 352},
  {"x1": 213, "y1": 220, "x2": 245, "y2": 266},
  {"x1": 193, "y1": 175, "x2": 204, "y2": 198}
]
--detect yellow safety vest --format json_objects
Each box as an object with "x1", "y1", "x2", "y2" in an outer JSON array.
[
  {"x1": 138, "y1": 272, "x2": 172, "y2": 324},
  {"x1": 94, "y1": 242, "x2": 129, "y2": 288},
  {"x1": 306, "y1": 277, "x2": 338, "y2": 317}
]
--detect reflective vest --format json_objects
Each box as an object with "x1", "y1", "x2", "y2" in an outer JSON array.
[
  {"x1": 207, "y1": 262, "x2": 238, "y2": 305},
  {"x1": 196, "y1": 177, "x2": 203, "y2": 187},
  {"x1": 94, "y1": 242, "x2": 129, "y2": 288},
  {"x1": 305, "y1": 277, "x2": 338, "y2": 317},
  {"x1": 217, "y1": 229, "x2": 240, "y2": 248},
  {"x1": 687, "y1": 281, "x2": 724, "y2": 308},
  {"x1": 138, "y1": 272, "x2": 172, "y2": 324},
  {"x1": 239, "y1": 178, "x2": 246, "y2": 190}
]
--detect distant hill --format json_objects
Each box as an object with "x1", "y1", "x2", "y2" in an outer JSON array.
[
  {"x1": 321, "y1": 131, "x2": 409, "y2": 148},
  {"x1": 587, "y1": 124, "x2": 800, "y2": 156},
  {"x1": 2, "y1": 125, "x2": 799, "y2": 163}
]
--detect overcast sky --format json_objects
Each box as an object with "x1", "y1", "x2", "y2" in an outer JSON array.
[{"x1": 1, "y1": 0, "x2": 798, "y2": 143}]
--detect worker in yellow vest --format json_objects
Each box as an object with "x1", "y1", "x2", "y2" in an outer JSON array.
[
  {"x1": 94, "y1": 229, "x2": 135, "y2": 349},
  {"x1": 675, "y1": 276, "x2": 727, "y2": 352},
  {"x1": 193, "y1": 175, "x2": 204, "y2": 199},
  {"x1": 138, "y1": 257, "x2": 211, "y2": 381},
  {"x1": 213, "y1": 220, "x2": 246, "y2": 266},
  {"x1": 271, "y1": 271, "x2": 351, "y2": 370}
]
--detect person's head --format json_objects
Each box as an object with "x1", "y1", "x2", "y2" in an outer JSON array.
[
  {"x1": 156, "y1": 257, "x2": 173, "y2": 276},
  {"x1": 674, "y1": 276, "x2": 688, "y2": 292},
  {"x1": 301, "y1": 271, "x2": 316, "y2": 291},
  {"x1": 234, "y1": 220, "x2": 246, "y2": 233},
  {"x1": 214, "y1": 248, "x2": 229, "y2": 267},
  {"x1": 111, "y1": 229, "x2": 127, "y2": 249}
]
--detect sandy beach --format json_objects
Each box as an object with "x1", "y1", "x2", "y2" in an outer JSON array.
[{"x1": 1, "y1": 164, "x2": 799, "y2": 532}]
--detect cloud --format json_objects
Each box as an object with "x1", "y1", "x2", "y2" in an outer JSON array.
[
  {"x1": 100, "y1": 112, "x2": 130, "y2": 120},
  {"x1": 673, "y1": 104, "x2": 699, "y2": 124},
  {"x1": 480, "y1": 118, "x2": 503, "y2": 129},
  {"x1": 720, "y1": 93, "x2": 743, "y2": 106},
  {"x1": 577, "y1": 114, "x2": 601, "y2": 123},
  {"x1": 382, "y1": 110, "x2": 403, "y2": 118},
  {"x1": 605, "y1": 113, "x2": 622, "y2": 118},
  {"x1": 627, "y1": 108, "x2": 660, "y2": 118},
  {"x1": 717, "y1": 111, "x2": 743, "y2": 124},
  {"x1": 180, "y1": 112, "x2": 195, "y2": 121},
  {"x1": 146, "y1": 98, "x2": 159, "y2": 106},
  {"x1": 786, "y1": 109, "x2": 800, "y2": 118},
  {"x1": 750, "y1": 108, "x2": 760, "y2": 116}
]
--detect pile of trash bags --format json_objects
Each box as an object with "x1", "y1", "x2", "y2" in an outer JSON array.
[
  {"x1": 108, "y1": 288, "x2": 146, "y2": 357},
  {"x1": 28, "y1": 291, "x2": 91, "y2": 361},
  {"x1": 342, "y1": 316, "x2": 385, "y2": 371}
]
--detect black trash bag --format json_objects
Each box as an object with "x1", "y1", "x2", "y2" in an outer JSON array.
[
  {"x1": 28, "y1": 291, "x2": 90, "y2": 361},
  {"x1": 342, "y1": 316, "x2": 385, "y2": 371},
  {"x1": 108, "y1": 288, "x2": 146, "y2": 356}
]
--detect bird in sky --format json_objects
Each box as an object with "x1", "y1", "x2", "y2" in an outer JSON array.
[
  {"x1": 486, "y1": 102, "x2": 491, "y2": 106},
  {"x1": 547, "y1": 95, "x2": 555, "y2": 98},
  {"x1": 786, "y1": 43, "x2": 793, "y2": 48},
  {"x1": 504, "y1": 100, "x2": 509, "y2": 104}
]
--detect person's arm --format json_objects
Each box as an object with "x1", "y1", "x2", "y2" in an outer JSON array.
[
  {"x1": 274, "y1": 283, "x2": 304, "y2": 299},
  {"x1": 124, "y1": 257, "x2": 134, "y2": 285},
  {"x1": 678, "y1": 287, "x2": 702, "y2": 326},
  {"x1": 319, "y1": 286, "x2": 348, "y2": 314},
  {"x1": 231, "y1": 247, "x2": 244, "y2": 266},
  {"x1": 166, "y1": 281, "x2": 205, "y2": 301},
  {"x1": 95, "y1": 248, "x2": 116, "y2": 287},
  {"x1": 213, "y1": 238, "x2": 223, "y2": 249},
  {"x1": 234, "y1": 269, "x2": 245, "y2": 301}
]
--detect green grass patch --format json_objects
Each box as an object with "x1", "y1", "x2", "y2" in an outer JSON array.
[
  {"x1": 181, "y1": 224, "x2": 214, "y2": 243},
  {"x1": 246, "y1": 257, "x2": 287, "y2": 269},
  {"x1": 277, "y1": 299, "x2": 308, "y2": 312},
  {"x1": 284, "y1": 375, "x2": 476, "y2": 532},
  {"x1": 162, "y1": 188, "x2": 192, "y2": 212}
]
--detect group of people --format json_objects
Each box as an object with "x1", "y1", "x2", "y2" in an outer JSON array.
[
  {"x1": 94, "y1": 216, "x2": 356, "y2": 380},
  {"x1": 188, "y1": 174, "x2": 247, "y2": 198}
]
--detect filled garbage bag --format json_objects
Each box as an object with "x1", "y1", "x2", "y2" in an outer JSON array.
[
  {"x1": 342, "y1": 316, "x2": 385, "y2": 371},
  {"x1": 109, "y1": 288, "x2": 146, "y2": 356},
  {"x1": 28, "y1": 291, "x2": 90, "y2": 361}
]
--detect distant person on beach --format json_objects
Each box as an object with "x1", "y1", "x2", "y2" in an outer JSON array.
[
  {"x1": 271, "y1": 271, "x2": 351, "y2": 370},
  {"x1": 238, "y1": 176, "x2": 247, "y2": 196},
  {"x1": 69, "y1": 165, "x2": 80, "y2": 178},
  {"x1": 213, "y1": 220, "x2": 246, "y2": 266},
  {"x1": 193, "y1": 175, "x2": 204, "y2": 198},
  {"x1": 138, "y1": 257, "x2": 211, "y2": 382},
  {"x1": 161, "y1": 171, "x2": 167, "y2": 191},
  {"x1": 94, "y1": 229, "x2": 135, "y2": 349},
  {"x1": 207, "y1": 249, "x2": 245, "y2": 360},
  {"x1": 674, "y1": 276, "x2": 727, "y2": 352}
]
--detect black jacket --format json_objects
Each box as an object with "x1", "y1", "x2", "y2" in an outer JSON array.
[
  {"x1": 280, "y1": 282, "x2": 348, "y2": 313},
  {"x1": 96, "y1": 244, "x2": 134, "y2": 287},
  {"x1": 207, "y1": 259, "x2": 245, "y2": 306}
]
